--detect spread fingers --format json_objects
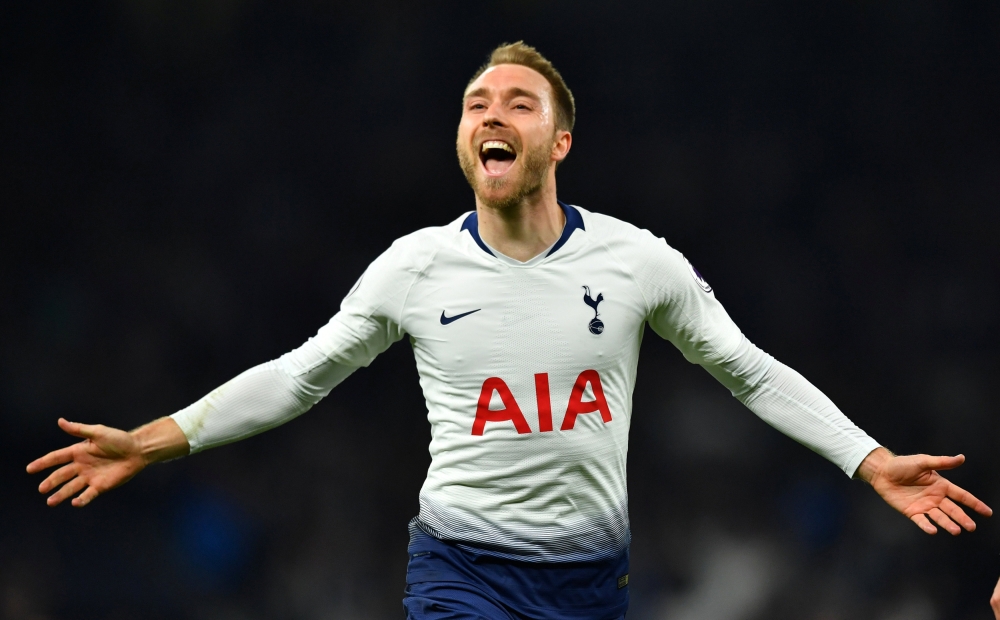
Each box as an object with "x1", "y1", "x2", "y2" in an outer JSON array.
[
  {"x1": 947, "y1": 483, "x2": 993, "y2": 517},
  {"x1": 26, "y1": 445, "x2": 78, "y2": 474},
  {"x1": 939, "y1": 498, "x2": 977, "y2": 531},
  {"x1": 39, "y1": 463, "x2": 78, "y2": 494},
  {"x1": 927, "y1": 507, "x2": 962, "y2": 536},
  {"x1": 72, "y1": 486, "x2": 100, "y2": 508},
  {"x1": 910, "y1": 512, "x2": 937, "y2": 535},
  {"x1": 46, "y1": 476, "x2": 88, "y2": 507}
]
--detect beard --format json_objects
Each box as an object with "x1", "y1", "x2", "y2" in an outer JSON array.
[{"x1": 457, "y1": 137, "x2": 552, "y2": 211}]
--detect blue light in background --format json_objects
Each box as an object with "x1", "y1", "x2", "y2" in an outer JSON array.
[
  {"x1": 781, "y1": 477, "x2": 847, "y2": 551},
  {"x1": 173, "y1": 489, "x2": 256, "y2": 591}
]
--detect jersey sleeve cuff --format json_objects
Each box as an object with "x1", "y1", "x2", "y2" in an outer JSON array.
[
  {"x1": 843, "y1": 438, "x2": 882, "y2": 478},
  {"x1": 169, "y1": 403, "x2": 208, "y2": 455}
]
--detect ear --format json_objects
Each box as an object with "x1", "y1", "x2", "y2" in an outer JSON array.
[{"x1": 551, "y1": 130, "x2": 572, "y2": 163}]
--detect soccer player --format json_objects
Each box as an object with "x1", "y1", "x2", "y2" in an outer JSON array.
[{"x1": 28, "y1": 42, "x2": 991, "y2": 619}]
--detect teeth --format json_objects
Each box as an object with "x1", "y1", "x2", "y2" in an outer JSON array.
[{"x1": 481, "y1": 140, "x2": 514, "y2": 154}]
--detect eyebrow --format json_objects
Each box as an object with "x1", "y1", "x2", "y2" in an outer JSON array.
[{"x1": 464, "y1": 87, "x2": 543, "y2": 103}]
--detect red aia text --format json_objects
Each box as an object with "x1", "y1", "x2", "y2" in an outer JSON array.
[{"x1": 472, "y1": 370, "x2": 612, "y2": 435}]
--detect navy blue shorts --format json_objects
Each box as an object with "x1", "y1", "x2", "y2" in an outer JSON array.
[{"x1": 403, "y1": 521, "x2": 629, "y2": 620}]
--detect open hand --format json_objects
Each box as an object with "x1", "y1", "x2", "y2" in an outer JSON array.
[
  {"x1": 26, "y1": 418, "x2": 147, "y2": 507},
  {"x1": 866, "y1": 451, "x2": 991, "y2": 535}
]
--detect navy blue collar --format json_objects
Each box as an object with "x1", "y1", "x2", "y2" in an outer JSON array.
[{"x1": 461, "y1": 201, "x2": 585, "y2": 259}]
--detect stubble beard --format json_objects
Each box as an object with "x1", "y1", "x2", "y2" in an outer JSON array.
[{"x1": 457, "y1": 139, "x2": 553, "y2": 212}]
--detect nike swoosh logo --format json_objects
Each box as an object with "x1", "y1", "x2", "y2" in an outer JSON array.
[{"x1": 440, "y1": 309, "x2": 481, "y2": 325}]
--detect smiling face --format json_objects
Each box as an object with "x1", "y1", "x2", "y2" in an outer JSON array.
[{"x1": 457, "y1": 64, "x2": 571, "y2": 211}]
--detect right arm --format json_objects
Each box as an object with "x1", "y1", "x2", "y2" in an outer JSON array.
[
  {"x1": 26, "y1": 416, "x2": 189, "y2": 507},
  {"x1": 27, "y1": 235, "x2": 421, "y2": 506},
  {"x1": 26, "y1": 343, "x2": 365, "y2": 508}
]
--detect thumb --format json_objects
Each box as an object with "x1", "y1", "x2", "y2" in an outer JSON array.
[
  {"x1": 915, "y1": 454, "x2": 965, "y2": 472},
  {"x1": 58, "y1": 417, "x2": 101, "y2": 440}
]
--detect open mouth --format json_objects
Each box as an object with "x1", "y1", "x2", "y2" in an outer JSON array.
[{"x1": 479, "y1": 140, "x2": 517, "y2": 176}]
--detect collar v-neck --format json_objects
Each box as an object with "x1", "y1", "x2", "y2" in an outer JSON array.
[{"x1": 461, "y1": 201, "x2": 585, "y2": 262}]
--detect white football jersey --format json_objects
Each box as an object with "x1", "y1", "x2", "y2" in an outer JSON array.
[
  {"x1": 295, "y1": 203, "x2": 751, "y2": 562},
  {"x1": 172, "y1": 203, "x2": 879, "y2": 563}
]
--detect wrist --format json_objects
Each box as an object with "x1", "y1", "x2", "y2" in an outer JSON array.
[
  {"x1": 855, "y1": 446, "x2": 894, "y2": 484},
  {"x1": 131, "y1": 417, "x2": 190, "y2": 465}
]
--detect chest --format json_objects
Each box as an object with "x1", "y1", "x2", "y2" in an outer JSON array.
[{"x1": 400, "y1": 257, "x2": 647, "y2": 376}]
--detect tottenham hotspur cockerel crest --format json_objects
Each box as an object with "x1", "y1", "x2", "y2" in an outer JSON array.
[{"x1": 582, "y1": 286, "x2": 604, "y2": 335}]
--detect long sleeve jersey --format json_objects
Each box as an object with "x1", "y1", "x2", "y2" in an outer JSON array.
[{"x1": 171, "y1": 203, "x2": 880, "y2": 562}]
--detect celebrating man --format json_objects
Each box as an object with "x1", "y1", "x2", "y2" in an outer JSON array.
[{"x1": 28, "y1": 42, "x2": 991, "y2": 619}]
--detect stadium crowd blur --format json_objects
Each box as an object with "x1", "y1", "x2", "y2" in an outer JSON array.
[{"x1": 3, "y1": 2, "x2": 999, "y2": 618}]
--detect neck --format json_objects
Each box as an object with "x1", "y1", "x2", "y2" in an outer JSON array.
[{"x1": 475, "y1": 171, "x2": 564, "y2": 262}]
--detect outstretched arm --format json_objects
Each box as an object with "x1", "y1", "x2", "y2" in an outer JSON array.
[
  {"x1": 26, "y1": 351, "x2": 360, "y2": 507},
  {"x1": 26, "y1": 417, "x2": 188, "y2": 507},
  {"x1": 632, "y1": 235, "x2": 991, "y2": 535},
  {"x1": 26, "y1": 237, "x2": 412, "y2": 507},
  {"x1": 731, "y1": 357, "x2": 991, "y2": 534},
  {"x1": 718, "y1": 348, "x2": 991, "y2": 535},
  {"x1": 854, "y1": 447, "x2": 991, "y2": 535},
  {"x1": 26, "y1": 348, "x2": 358, "y2": 508}
]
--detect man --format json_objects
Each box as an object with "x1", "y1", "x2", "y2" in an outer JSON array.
[{"x1": 28, "y1": 42, "x2": 991, "y2": 619}]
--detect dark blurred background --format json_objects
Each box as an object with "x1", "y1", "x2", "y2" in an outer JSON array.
[{"x1": 3, "y1": 1, "x2": 999, "y2": 618}]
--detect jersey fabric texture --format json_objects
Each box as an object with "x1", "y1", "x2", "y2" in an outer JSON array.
[
  {"x1": 403, "y1": 519, "x2": 628, "y2": 619},
  {"x1": 171, "y1": 203, "x2": 880, "y2": 565}
]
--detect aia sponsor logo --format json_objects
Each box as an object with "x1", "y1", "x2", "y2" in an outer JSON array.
[{"x1": 472, "y1": 370, "x2": 612, "y2": 435}]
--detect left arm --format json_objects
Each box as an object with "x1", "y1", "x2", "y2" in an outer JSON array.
[
  {"x1": 853, "y1": 447, "x2": 990, "y2": 535},
  {"x1": 629, "y1": 229, "x2": 991, "y2": 534},
  {"x1": 702, "y1": 338, "x2": 878, "y2": 478},
  {"x1": 706, "y1": 339, "x2": 991, "y2": 534}
]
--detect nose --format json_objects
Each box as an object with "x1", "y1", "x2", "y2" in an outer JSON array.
[{"x1": 482, "y1": 102, "x2": 507, "y2": 128}]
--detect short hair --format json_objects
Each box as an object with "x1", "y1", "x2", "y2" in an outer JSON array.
[{"x1": 467, "y1": 41, "x2": 576, "y2": 133}]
